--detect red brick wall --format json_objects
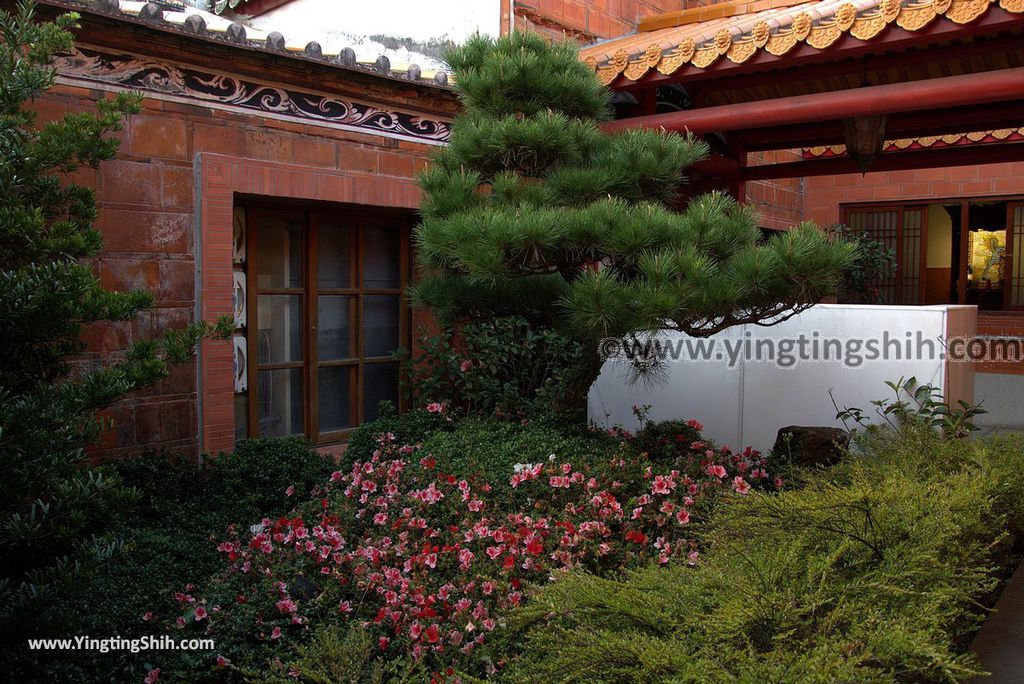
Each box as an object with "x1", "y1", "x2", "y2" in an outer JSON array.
[
  {"x1": 746, "y1": 149, "x2": 805, "y2": 230},
  {"x1": 509, "y1": 0, "x2": 686, "y2": 42},
  {"x1": 40, "y1": 82, "x2": 445, "y2": 459},
  {"x1": 804, "y1": 162, "x2": 1024, "y2": 228}
]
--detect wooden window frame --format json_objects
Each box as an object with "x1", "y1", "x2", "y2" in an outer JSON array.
[{"x1": 244, "y1": 206, "x2": 411, "y2": 445}]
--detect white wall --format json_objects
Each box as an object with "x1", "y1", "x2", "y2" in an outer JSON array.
[
  {"x1": 588, "y1": 304, "x2": 977, "y2": 452},
  {"x1": 248, "y1": 0, "x2": 501, "y2": 70}
]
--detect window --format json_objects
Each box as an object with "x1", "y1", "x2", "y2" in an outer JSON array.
[{"x1": 234, "y1": 207, "x2": 409, "y2": 443}]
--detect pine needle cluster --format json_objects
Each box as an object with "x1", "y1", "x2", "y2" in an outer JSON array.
[{"x1": 413, "y1": 32, "x2": 853, "y2": 386}]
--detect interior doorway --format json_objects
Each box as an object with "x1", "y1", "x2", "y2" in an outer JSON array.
[
  {"x1": 925, "y1": 201, "x2": 1009, "y2": 310},
  {"x1": 846, "y1": 198, "x2": 1024, "y2": 311}
]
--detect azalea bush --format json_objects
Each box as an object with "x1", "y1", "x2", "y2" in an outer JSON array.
[
  {"x1": 491, "y1": 427, "x2": 1024, "y2": 683},
  {"x1": 150, "y1": 415, "x2": 773, "y2": 680}
]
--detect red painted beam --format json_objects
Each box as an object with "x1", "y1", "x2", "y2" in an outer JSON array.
[
  {"x1": 603, "y1": 68, "x2": 1024, "y2": 135},
  {"x1": 742, "y1": 141, "x2": 1024, "y2": 180},
  {"x1": 735, "y1": 101, "x2": 1024, "y2": 152},
  {"x1": 690, "y1": 154, "x2": 740, "y2": 179}
]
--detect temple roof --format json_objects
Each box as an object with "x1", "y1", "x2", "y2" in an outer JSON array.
[
  {"x1": 44, "y1": 0, "x2": 451, "y2": 87},
  {"x1": 805, "y1": 126, "x2": 1024, "y2": 156},
  {"x1": 579, "y1": 0, "x2": 1024, "y2": 85}
]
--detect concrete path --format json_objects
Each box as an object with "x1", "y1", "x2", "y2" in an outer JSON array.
[{"x1": 971, "y1": 562, "x2": 1024, "y2": 682}]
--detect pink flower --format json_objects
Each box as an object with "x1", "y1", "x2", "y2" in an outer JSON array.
[
  {"x1": 193, "y1": 606, "x2": 207, "y2": 621},
  {"x1": 686, "y1": 419, "x2": 704, "y2": 432},
  {"x1": 270, "y1": 626, "x2": 282, "y2": 640},
  {"x1": 215, "y1": 655, "x2": 230, "y2": 668},
  {"x1": 425, "y1": 624, "x2": 441, "y2": 643},
  {"x1": 141, "y1": 611, "x2": 155, "y2": 622},
  {"x1": 676, "y1": 509, "x2": 691, "y2": 525},
  {"x1": 705, "y1": 464, "x2": 727, "y2": 479},
  {"x1": 285, "y1": 485, "x2": 295, "y2": 497},
  {"x1": 651, "y1": 475, "x2": 674, "y2": 495},
  {"x1": 379, "y1": 636, "x2": 390, "y2": 650},
  {"x1": 338, "y1": 600, "x2": 352, "y2": 613},
  {"x1": 732, "y1": 476, "x2": 751, "y2": 495},
  {"x1": 460, "y1": 360, "x2": 473, "y2": 372},
  {"x1": 144, "y1": 668, "x2": 161, "y2": 684},
  {"x1": 426, "y1": 402, "x2": 444, "y2": 413}
]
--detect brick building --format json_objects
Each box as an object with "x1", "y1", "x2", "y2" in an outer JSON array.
[
  {"x1": 582, "y1": 0, "x2": 1024, "y2": 431},
  {"x1": 25, "y1": 0, "x2": 460, "y2": 458},
  {"x1": 23, "y1": 0, "x2": 1024, "y2": 458}
]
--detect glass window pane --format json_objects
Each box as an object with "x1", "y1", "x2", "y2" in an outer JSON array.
[
  {"x1": 257, "y1": 368, "x2": 303, "y2": 437},
  {"x1": 364, "y1": 295, "x2": 400, "y2": 357},
  {"x1": 318, "y1": 222, "x2": 354, "y2": 288},
  {"x1": 256, "y1": 217, "x2": 303, "y2": 288},
  {"x1": 317, "y1": 296, "x2": 355, "y2": 361},
  {"x1": 364, "y1": 226, "x2": 401, "y2": 288},
  {"x1": 257, "y1": 295, "x2": 302, "y2": 363},
  {"x1": 364, "y1": 362, "x2": 399, "y2": 422},
  {"x1": 318, "y1": 366, "x2": 354, "y2": 433},
  {"x1": 234, "y1": 393, "x2": 248, "y2": 444}
]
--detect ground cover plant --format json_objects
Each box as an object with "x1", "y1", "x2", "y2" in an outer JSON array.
[{"x1": 487, "y1": 426, "x2": 1024, "y2": 683}]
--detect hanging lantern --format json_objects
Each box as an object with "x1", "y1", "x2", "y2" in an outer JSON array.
[{"x1": 843, "y1": 115, "x2": 887, "y2": 175}]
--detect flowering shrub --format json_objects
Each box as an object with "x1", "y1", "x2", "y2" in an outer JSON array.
[{"x1": 157, "y1": 419, "x2": 772, "y2": 680}]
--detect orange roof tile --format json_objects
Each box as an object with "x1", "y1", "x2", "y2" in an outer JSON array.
[
  {"x1": 580, "y1": 0, "x2": 1024, "y2": 84},
  {"x1": 805, "y1": 127, "x2": 1024, "y2": 157}
]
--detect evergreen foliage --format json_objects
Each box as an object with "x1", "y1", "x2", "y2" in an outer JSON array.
[
  {"x1": 0, "y1": 0, "x2": 231, "y2": 635},
  {"x1": 414, "y1": 33, "x2": 854, "y2": 386},
  {"x1": 490, "y1": 428, "x2": 1024, "y2": 683}
]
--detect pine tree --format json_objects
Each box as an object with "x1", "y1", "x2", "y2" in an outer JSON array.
[
  {"x1": 413, "y1": 33, "x2": 853, "y2": 388},
  {"x1": 0, "y1": 0, "x2": 231, "y2": 631}
]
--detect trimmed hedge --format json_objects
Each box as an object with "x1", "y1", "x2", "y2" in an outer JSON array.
[{"x1": 492, "y1": 428, "x2": 1024, "y2": 683}]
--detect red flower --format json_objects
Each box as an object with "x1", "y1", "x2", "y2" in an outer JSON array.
[{"x1": 625, "y1": 529, "x2": 648, "y2": 545}]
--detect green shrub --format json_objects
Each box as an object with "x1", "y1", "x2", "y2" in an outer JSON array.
[
  {"x1": 8, "y1": 438, "x2": 333, "y2": 683},
  {"x1": 205, "y1": 437, "x2": 335, "y2": 525},
  {"x1": 342, "y1": 403, "x2": 453, "y2": 472},
  {"x1": 402, "y1": 316, "x2": 591, "y2": 421},
  {"x1": 494, "y1": 427, "x2": 1024, "y2": 683},
  {"x1": 417, "y1": 418, "x2": 615, "y2": 500},
  {"x1": 632, "y1": 418, "x2": 703, "y2": 464}
]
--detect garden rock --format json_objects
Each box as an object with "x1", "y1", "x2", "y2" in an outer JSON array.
[{"x1": 773, "y1": 426, "x2": 850, "y2": 468}]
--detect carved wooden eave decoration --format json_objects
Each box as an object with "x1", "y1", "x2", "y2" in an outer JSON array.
[
  {"x1": 581, "y1": 0, "x2": 1024, "y2": 85},
  {"x1": 805, "y1": 126, "x2": 1024, "y2": 157}
]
